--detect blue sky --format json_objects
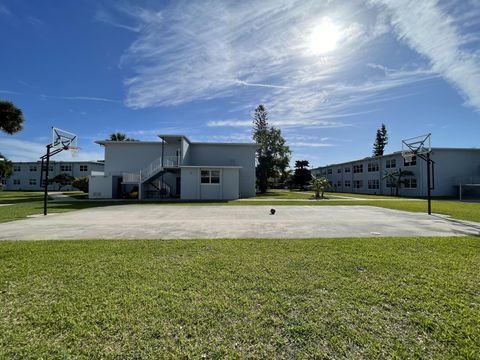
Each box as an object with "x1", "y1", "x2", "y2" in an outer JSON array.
[{"x1": 0, "y1": 0, "x2": 479, "y2": 167}]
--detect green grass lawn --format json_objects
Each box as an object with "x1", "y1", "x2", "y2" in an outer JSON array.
[
  {"x1": 1, "y1": 198, "x2": 480, "y2": 224},
  {"x1": 255, "y1": 189, "x2": 315, "y2": 199},
  {"x1": 255, "y1": 189, "x2": 395, "y2": 200},
  {"x1": 0, "y1": 191, "x2": 46, "y2": 204},
  {"x1": 0, "y1": 237, "x2": 478, "y2": 358}
]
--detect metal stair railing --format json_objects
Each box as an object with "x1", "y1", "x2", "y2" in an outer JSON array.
[{"x1": 122, "y1": 155, "x2": 181, "y2": 184}]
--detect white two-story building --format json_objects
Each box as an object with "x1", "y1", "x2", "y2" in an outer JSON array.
[
  {"x1": 89, "y1": 134, "x2": 257, "y2": 200},
  {"x1": 311, "y1": 148, "x2": 480, "y2": 198},
  {"x1": 3, "y1": 160, "x2": 104, "y2": 191}
]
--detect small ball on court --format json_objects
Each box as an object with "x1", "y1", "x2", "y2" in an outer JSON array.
[{"x1": 270, "y1": 208, "x2": 276, "y2": 215}]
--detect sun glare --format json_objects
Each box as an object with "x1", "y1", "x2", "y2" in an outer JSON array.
[{"x1": 309, "y1": 20, "x2": 340, "y2": 54}]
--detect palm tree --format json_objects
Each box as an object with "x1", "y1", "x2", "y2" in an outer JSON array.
[
  {"x1": 108, "y1": 132, "x2": 137, "y2": 141},
  {"x1": 382, "y1": 171, "x2": 397, "y2": 196},
  {"x1": 0, "y1": 101, "x2": 24, "y2": 134},
  {"x1": 382, "y1": 169, "x2": 414, "y2": 196},
  {"x1": 109, "y1": 132, "x2": 127, "y2": 141},
  {"x1": 310, "y1": 176, "x2": 331, "y2": 199},
  {"x1": 0, "y1": 153, "x2": 13, "y2": 189}
]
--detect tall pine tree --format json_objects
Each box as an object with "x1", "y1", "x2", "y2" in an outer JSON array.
[
  {"x1": 252, "y1": 104, "x2": 291, "y2": 193},
  {"x1": 373, "y1": 123, "x2": 388, "y2": 156}
]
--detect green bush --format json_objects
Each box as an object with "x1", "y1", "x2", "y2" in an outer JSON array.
[{"x1": 72, "y1": 177, "x2": 89, "y2": 193}]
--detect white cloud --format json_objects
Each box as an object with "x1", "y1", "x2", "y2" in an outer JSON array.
[
  {"x1": 290, "y1": 142, "x2": 334, "y2": 147},
  {"x1": 206, "y1": 118, "x2": 351, "y2": 128},
  {"x1": 42, "y1": 95, "x2": 120, "y2": 103},
  {"x1": 94, "y1": 7, "x2": 141, "y2": 32},
  {"x1": 0, "y1": 137, "x2": 104, "y2": 162},
  {"x1": 112, "y1": 0, "x2": 443, "y2": 127},
  {"x1": 119, "y1": 0, "x2": 377, "y2": 110},
  {"x1": 94, "y1": 0, "x2": 479, "y2": 129},
  {"x1": 0, "y1": 89, "x2": 19, "y2": 95},
  {"x1": 0, "y1": 4, "x2": 11, "y2": 16},
  {"x1": 371, "y1": 0, "x2": 480, "y2": 110}
]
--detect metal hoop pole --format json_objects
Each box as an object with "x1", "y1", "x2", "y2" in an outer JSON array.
[
  {"x1": 43, "y1": 144, "x2": 51, "y2": 216},
  {"x1": 427, "y1": 152, "x2": 431, "y2": 215}
]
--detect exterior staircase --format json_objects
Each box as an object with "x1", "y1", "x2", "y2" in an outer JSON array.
[{"x1": 122, "y1": 155, "x2": 180, "y2": 199}]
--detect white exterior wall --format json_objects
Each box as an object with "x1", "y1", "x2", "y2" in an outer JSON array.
[
  {"x1": 89, "y1": 174, "x2": 113, "y2": 198},
  {"x1": 311, "y1": 148, "x2": 480, "y2": 197},
  {"x1": 222, "y1": 168, "x2": 239, "y2": 199},
  {"x1": 180, "y1": 168, "x2": 200, "y2": 200},
  {"x1": 104, "y1": 143, "x2": 163, "y2": 175},
  {"x1": 188, "y1": 144, "x2": 256, "y2": 198},
  {"x1": 5, "y1": 161, "x2": 104, "y2": 191},
  {"x1": 92, "y1": 136, "x2": 256, "y2": 200},
  {"x1": 180, "y1": 167, "x2": 240, "y2": 200}
]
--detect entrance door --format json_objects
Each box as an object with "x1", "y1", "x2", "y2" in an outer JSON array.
[{"x1": 176, "y1": 177, "x2": 181, "y2": 196}]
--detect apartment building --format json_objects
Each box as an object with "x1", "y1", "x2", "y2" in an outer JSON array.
[
  {"x1": 3, "y1": 161, "x2": 104, "y2": 191},
  {"x1": 311, "y1": 148, "x2": 480, "y2": 198},
  {"x1": 89, "y1": 134, "x2": 257, "y2": 200}
]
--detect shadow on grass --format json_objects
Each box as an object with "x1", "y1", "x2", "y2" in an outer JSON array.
[{"x1": 0, "y1": 197, "x2": 45, "y2": 205}]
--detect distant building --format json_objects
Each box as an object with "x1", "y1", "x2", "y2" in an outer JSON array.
[
  {"x1": 3, "y1": 161, "x2": 104, "y2": 191},
  {"x1": 311, "y1": 148, "x2": 480, "y2": 198}
]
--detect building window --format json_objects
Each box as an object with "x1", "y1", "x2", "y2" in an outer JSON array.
[
  {"x1": 344, "y1": 167, "x2": 351, "y2": 173},
  {"x1": 0, "y1": 179, "x2": 6, "y2": 186},
  {"x1": 368, "y1": 162, "x2": 379, "y2": 172},
  {"x1": 337, "y1": 180, "x2": 342, "y2": 187},
  {"x1": 60, "y1": 165, "x2": 72, "y2": 172},
  {"x1": 13, "y1": 179, "x2": 20, "y2": 185},
  {"x1": 201, "y1": 170, "x2": 220, "y2": 184},
  {"x1": 327, "y1": 169, "x2": 332, "y2": 174},
  {"x1": 41, "y1": 179, "x2": 54, "y2": 186},
  {"x1": 404, "y1": 156, "x2": 417, "y2": 166},
  {"x1": 29, "y1": 179, "x2": 37, "y2": 185},
  {"x1": 42, "y1": 165, "x2": 54, "y2": 172},
  {"x1": 344, "y1": 180, "x2": 351, "y2": 187},
  {"x1": 353, "y1": 164, "x2": 363, "y2": 173},
  {"x1": 368, "y1": 179, "x2": 380, "y2": 189},
  {"x1": 337, "y1": 168, "x2": 342, "y2": 174},
  {"x1": 29, "y1": 165, "x2": 37, "y2": 172},
  {"x1": 404, "y1": 178, "x2": 417, "y2": 188},
  {"x1": 13, "y1": 165, "x2": 21, "y2": 172},
  {"x1": 80, "y1": 165, "x2": 88, "y2": 172},
  {"x1": 386, "y1": 159, "x2": 396, "y2": 168},
  {"x1": 353, "y1": 180, "x2": 363, "y2": 189}
]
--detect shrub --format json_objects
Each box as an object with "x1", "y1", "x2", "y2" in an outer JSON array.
[{"x1": 72, "y1": 177, "x2": 89, "y2": 193}]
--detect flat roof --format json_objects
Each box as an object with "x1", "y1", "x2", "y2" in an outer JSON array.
[
  {"x1": 96, "y1": 139, "x2": 257, "y2": 147},
  {"x1": 191, "y1": 142, "x2": 257, "y2": 147},
  {"x1": 180, "y1": 165, "x2": 242, "y2": 169},
  {"x1": 11, "y1": 160, "x2": 104, "y2": 164},
  {"x1": 159, "y1": 134, "x2": 191, "y2": 144},
  {"x1": 96, "y1": 140, "x2": 160, "y2": 145},
  {"x1": 311, "y1": 147, "x2": 480, "y2": 170}
]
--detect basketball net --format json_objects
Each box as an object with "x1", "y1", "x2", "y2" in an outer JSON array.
[
  {"x1": 402, "y1": 151, "x2": 415, "y2": 163},
  {"x1": 68, "y1": 146, "x2": 80, "y2": 158}
]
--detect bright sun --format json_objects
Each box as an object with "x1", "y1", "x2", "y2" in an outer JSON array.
[{"x1": 309, "y1": 20, "x2": 340, "y2": 54}]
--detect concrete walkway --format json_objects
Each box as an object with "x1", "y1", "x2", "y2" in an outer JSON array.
[
  {"x1": 49, "y1": 193, "x2": 78, "y2": 201},
  {"x1": 0, "y1": 205, "x2": 478, "y2": 240}
]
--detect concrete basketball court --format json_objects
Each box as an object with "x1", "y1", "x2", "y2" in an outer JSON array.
[{"x1": 0, "y1": 205, "x2": 479, "y2": 240}]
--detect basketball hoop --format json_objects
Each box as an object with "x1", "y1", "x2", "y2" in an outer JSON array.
[
  {"x1": 401, "y1": 133, "x2": 435, "y2": 215},
  {"x1": 401, "y1": 133, "x2": 431, "y2": 157},
  {"x1": 402, "y1": 150, "x2": 415, "y2": 163},
  {"x1": 68, "y1": 146, "x2": 80, "y2": 158},
  {"x1": 40, "y1": 127, "x2": 79, "y2": 216}
]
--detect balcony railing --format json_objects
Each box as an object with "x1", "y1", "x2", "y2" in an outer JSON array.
[{"x1": 123, "y1": 172, "x2": 141, "y2": 183}]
